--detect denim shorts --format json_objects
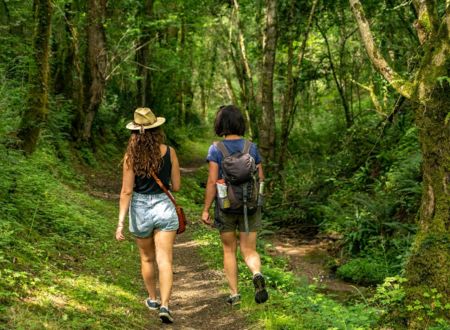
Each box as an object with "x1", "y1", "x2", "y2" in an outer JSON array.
[{"x1": 129, "y1": 192, "x2": 178, "y2": 238}]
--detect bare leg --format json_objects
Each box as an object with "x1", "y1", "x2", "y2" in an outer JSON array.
[
  {"x1": 220, "y1": 232, "x2": 238, "y2": 295},
  {"x1": 136, "y1": 236, "x2": 157, "y2": 300},
  {"x1": 239, "y1": 232, "x2": 261, "y2": 275},
  {"x1": 154, "y1": 230, "x2": 177, "y2": 308}
]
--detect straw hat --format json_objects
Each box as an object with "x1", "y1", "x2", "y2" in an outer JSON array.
[{"x1": 126, "y1": 107, "x2": 166, "y2": 132}]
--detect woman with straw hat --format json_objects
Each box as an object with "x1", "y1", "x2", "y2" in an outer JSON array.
[{"x1": 115, "y1": 107, "x2": 180, "y2": 324}]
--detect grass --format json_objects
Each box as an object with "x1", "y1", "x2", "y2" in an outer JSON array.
[{"x1": 0, "y1": 144, "x2": 159, "y2": 329}]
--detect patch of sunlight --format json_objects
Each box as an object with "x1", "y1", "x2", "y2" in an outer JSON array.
[
  {"x1": 6, "y1": 272, "x2": 144, "y2": 329},
  {"x1": 57, "y1": 273, "x2": 137, "y2": 303},
  {"x1": 19, "y1": 273, "x2": 137, "y2": 315}
]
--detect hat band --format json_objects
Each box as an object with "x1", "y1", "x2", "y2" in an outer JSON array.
[{"x1": 133, "y1": 121, "x2": 146, "y2": 133}]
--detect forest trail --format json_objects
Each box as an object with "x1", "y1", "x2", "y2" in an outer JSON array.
[{"x1": 167, "y1": 228, "x2": 250, "y2": 329}]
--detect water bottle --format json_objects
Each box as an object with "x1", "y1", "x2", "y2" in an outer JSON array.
[
  {"x1": 216, "y1": 179, "x2": 230, "y2": 209},
  {"x1": 257, "y1": 181, "x2": 265, "y2": 207}
]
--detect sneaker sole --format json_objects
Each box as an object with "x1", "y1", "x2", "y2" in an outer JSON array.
[
  {"x1": 253, "y1": 275, "x2": 269, "y2": 304},
  {"x1": 159, "y1": 312, "x2": 174, "y2": 324},
  {"x1": 144, "y1": 300, "x2": 160, "y2": 311}
]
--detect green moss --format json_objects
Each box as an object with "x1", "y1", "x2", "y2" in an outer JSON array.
[
  {"x1": 404, "y1": 234, "x2": 450, "y2": 328},
  {"x1": 418, "y1": 11, "x2": 432, "y2": 34}
]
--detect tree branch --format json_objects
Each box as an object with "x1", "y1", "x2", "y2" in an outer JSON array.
[
  {"x1": 412, "y1": 0, "x2": 439, "y2": 44},
  {"x1": 349, "y1": 0, "x2": 415, "y2": 99}
]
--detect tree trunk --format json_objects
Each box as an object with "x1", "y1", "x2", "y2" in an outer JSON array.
[
  {"x1": 17, "y1": 0, "x2": 52, "y2": 154},
  {"x1": 259, "y1": 0, "x2": 277, "y2": 169},
  {"x1": 279, "y1": 0, "x2": 318, "y2": 174},
  {"x1": 405, "y1": 84, "x2": 450, "y2": 329},
  {"x1": 136, "y1": 0, "x2": 154, "y2": 108},
  {"x1": 350, "y1": 0, "x2": 450, "y2": 327},
  {"x1": 231, "y1": 0, "x2": 258, "y2": 139},
  {"x1": 53, "y1": 2, "x2": 77, "y2": 98},
  {"x1": 73, "y1": 0, "x2": 107, "y2": 143},
  {"x1": 228, "y1": 39, "x2": 254, "y2": 138}
]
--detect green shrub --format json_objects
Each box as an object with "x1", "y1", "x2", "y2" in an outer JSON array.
[{"x1": 336, "y1": 257, "x2": 391, "y2": 285}]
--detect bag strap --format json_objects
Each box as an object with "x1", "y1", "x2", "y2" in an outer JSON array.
[
  {"x1": 215, "y1": 141, "x2": 230, "y2": 157},
  {"x1": 242, "y1": 140, "x2": 251, "y2": 154},
  {"x1": 151, "y1": 172, "x2": 177, "y2": 207}
]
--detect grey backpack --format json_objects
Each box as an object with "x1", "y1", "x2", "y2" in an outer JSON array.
[{"x1": 215, "y1": 140, "x2": 260, "y2": 232}]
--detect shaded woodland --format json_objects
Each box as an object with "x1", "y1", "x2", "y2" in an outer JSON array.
[{"x1": 1, "y1": 0, "x2": 449, "y2": 329}]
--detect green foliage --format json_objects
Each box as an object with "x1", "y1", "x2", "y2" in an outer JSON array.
[
  {"x1": 370, "y1": 277, "x2": 450, "y2": 329},
  {"x1": 193, "y1": 226, "x2": 380, "y2": 329},
  {"x1": 266, "y1": 108, "x2": 421, "y2": 286},
  {"x1": 406, "y1": 289, "x2": 450, "y2": 329},
  {"x1": 336, "y1": 257, "x2": 391, "y2": 285}
]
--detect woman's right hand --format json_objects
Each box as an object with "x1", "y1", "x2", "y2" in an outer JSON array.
[
  {"x1": 201, "y1": 210, "x2": 213, "y2": 227},
  {"x1": 115, "y1": 225, "x2": 125, "y2": 241}
]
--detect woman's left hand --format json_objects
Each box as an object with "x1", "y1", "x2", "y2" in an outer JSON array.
[{"x1": 115, "y1": 226, "x2": 125, "y2": 241}]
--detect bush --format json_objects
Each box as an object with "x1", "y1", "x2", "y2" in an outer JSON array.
[{"x1": 336, "y1": 257, "x2": 391, "y2": 285}]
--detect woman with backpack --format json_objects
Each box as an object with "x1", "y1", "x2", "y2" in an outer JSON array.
[
  {"x1": 201, "y1": 105, "x2": 269, "y2": 306},
  {"x1": 115, "y1": 107, "x2": 181, "y2": 324}
]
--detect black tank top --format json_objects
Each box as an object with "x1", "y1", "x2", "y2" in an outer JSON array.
[{"x1": 134, "y1": 146, "x2": 172, "y2": 194}]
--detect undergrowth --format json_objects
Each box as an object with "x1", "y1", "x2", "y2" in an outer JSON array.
[
  {"x1": 192, "y1": 225, "x2": 380, "y2": 329},
  {"x1": 0, "y1": 143, "x2": 158, "y2": 329}
]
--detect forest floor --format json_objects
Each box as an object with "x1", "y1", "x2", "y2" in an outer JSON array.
[{"x1": 81, "y1": 154, "x2": 364, "y2": 329}]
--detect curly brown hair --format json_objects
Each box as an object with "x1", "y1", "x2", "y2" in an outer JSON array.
[{"x1": 124, "y1": 128, "x2": 166, "y2": 178}]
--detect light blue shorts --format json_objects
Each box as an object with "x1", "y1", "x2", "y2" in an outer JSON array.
[{"x1": 129, "y1": 192, "x2": 178, "y2": 238}]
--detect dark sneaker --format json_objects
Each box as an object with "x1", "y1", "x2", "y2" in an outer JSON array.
[
  {"x1": 253, "y1": 273, "x2": 269, "y2": 304},
  {"x1": 226, "y1": 294, "x2": 241, "y2": 306},
  {"x1": 159, "y1": 306, "x2": 174, "y2": 324},
  {"x1": 144, "y1": 298, "x2": 161, "y2": 311}
]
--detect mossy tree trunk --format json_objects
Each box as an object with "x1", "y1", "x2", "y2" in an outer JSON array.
[
  {"x1": 350, "y1": 0, "x2": 450, "y2": 327},
  {"x1": 259, "y1": 0, "x2": 277, "y2": 168},
  {"x1": 17, "y1": 0, "x2": 52, "y2": 154},
  {"x1": 229, "y1": 0, "x2": 258, "y2": 140},
  {"x1": 136, "y1": 0, "x2": 154, "y2": 108},
  {"x1": 278, "y1": 0, "x2": 317, "y2": 175},
  {"x1": 73, "y1": 0, "x2": 107, "y2": 143}
]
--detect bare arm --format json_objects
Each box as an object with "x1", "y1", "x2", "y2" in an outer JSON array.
[
  {"x1": 201, "y1": 161, "x2": 219, "y2": 225},
  {"x1": 116, "y1": 157, "x2": 134, "y2": 240},
  {"x1": 257, "y1": 163, "x2": 265, "y2": 182},
  {"x1": 170, "y1": 147, "x2": 181, "y2": 192}
]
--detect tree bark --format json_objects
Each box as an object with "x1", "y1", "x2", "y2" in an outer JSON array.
[
  {"x1": 231, "y1": 0, "x2": 258, "y2": 139},
  {"x1": 259, "y1": 0, "x2": 277, "y2": 168},
  {"x1": 350, "y1": 1, "x2": 450, "y2": 327},
  {"x1": 17, "y1": 0, "x2": 52, "y2": 154},
  {"x1": 136, "y1": 0, "x2": 154, "y2": 108},
  {"x1": 73, "y1": 0, "x2": 107, "y2": 143},
  {"x1": 278, "y1": 0, "x2": 318, "y2": 174}
]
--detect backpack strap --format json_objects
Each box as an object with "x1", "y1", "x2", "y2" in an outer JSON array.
[
  {"x1": 242, "y1": 140, "x2": 252, "y2": 154},
  {"x1": 215, "y1": 141, "x2": 230, "y2": 157}
]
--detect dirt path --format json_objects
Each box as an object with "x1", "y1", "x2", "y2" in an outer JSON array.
[
  {"x1": 81, "y1": 162, "x2": 252, "y2": 329},
  {"x1": 166, "y1": 226, "x2": 250, "y2": 329}
]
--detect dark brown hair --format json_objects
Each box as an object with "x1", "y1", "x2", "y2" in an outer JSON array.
[
  {"x1": 124, "y1": 128, "x2": 165, "y2": 177},
  {"x1": 214, "y1": 105, "x2": 246, "y2": 137}
]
